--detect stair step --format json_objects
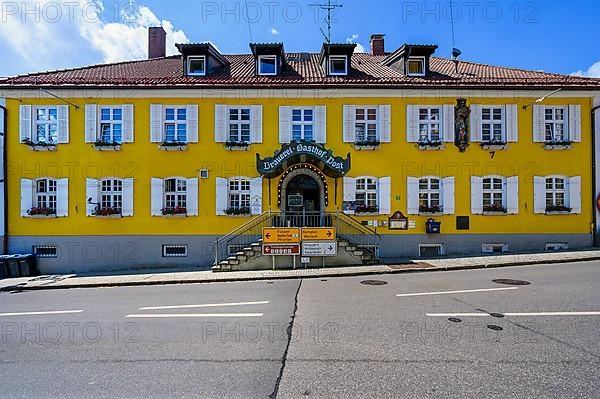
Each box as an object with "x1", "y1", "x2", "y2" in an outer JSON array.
[
  {"x1": 353, "y1": 250, "x2": 364, "y2": 256},
  {"x1": 346, "y1": 246, "x2": 357, "y2": 252},
  {"x1": 338, "y1": 240, "x2": 349, "y2": 247},
  {"x1": 226, "y1": 256, "x2": 240, "y2": 265}
]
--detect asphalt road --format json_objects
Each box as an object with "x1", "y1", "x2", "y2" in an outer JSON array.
[{"x1": 1, "y1": 261, "x2": 599, "y2": 398}]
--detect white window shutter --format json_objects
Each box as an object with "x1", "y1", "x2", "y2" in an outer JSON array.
[
  {"x1": 57, "y1": 105, "x2": 69, "y2": 144},
  {"x1": 343, "y1": 177, "x2": 356, "y2": 214},
  {"x1": 470, "y1": 104, "x2": 482, "y2": 142},
  {"x1": 506, "y1": 176, "x2": 519, "y2": 214},
  {"x1": 569, "y1": 105, "x2": 582, "y2": 142},
  {"x1": 533, "y1": 176, "x2": 546, "y2": 214},
  {"x1": 186, "y1": 104, "x2": 199, "y2": 143},
  {"x1": 216, "y1": 177, "x2": 228, "y2": 215},
  {"x1": 505, "y1": 104, "x2": 518, "y2": 142},
  {"x1": 186, "y1": 178, "x2": 199, "y2": 216},
  {"x1": 150, "y1": 178, "x2": 164, "y2": 216},
  {"x1": 56, "y1": 178, "x2": 69, "y2": 217},
  {"x1": 150, "y1": 104, "x2": 163, "y2": 143},
  {"x1": 214, "y1": 105, "x2": 228, "y2": 143},
  {"x1": 314, "y1": 106, "x2": 327, "y2": 143},
  {"x1": 379, "y1": 105, "x2": 391, "y2": 143},
  {"x1": 85, "y1": 104, "x2": 97, "y2": 143},
  {"x1": 85, "y1": 178, "x2": 99, "y2": 216},
  {"x1": 378, "y1": 177, "x2": 391, "y2": 215},
  {"x1": 122, "y1": 178, "x2": 134, "y2": 217},
  {"x1": 442, "y1": 105, "x2": 455, "y2": 143},
  {"x1": 442, "y1": 176, "x2": 455, "y2": 214},
  {"x1": 251, "y1": 105, "x2": 263, "y2": 143},
  {"x1": 20, "y1": 178, "x2": 33, "y2": 217},
  {"x1": 406, "y1": 105, "x2": 420, "y2": 142},
  {"x1": 471, "y1": 176, "x2": 483, "y2": 214},
  {"x1": 19, "y1": 105, "x2": 32, "y2": 142},
  {"x1": 343, "y1": 105, "x2": 356, "y2": 143},
  {"x1": 569, "y1": 176, "x2": 582, "y2": 214},
  {"x1": 250, "y1": 177, "x2": 263, "y2": 215},
  {"x1": 406, "y1": 177, "x2": 419, "y2": 215},
  {"x1": 121, "y1": 104, "x2": 134, "y2": 143},
  {"x1": 532, "y1": 105, "x2": 545, "y2": 142},
  {"x1": 279, "y1": 106, "x2": 292, "y2": 143}
]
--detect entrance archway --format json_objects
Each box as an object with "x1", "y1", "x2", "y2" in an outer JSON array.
[{"x1": 279, "y1": 166, "x2": 328, "y2": 227}]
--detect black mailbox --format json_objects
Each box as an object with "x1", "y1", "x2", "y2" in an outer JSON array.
[{"x1": 426, "y1": 218, "x2": 441, "y2": 234}]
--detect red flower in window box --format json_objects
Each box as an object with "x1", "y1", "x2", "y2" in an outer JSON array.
[
  {"x1": 161, "y1": 206, "x2": 187, "y2": 215},
  {"x1": 355, "y1": 205, "x2": 379, "y2": 214},
  {"x1": 483, "y1": 204, "x2": 507, "y2": 213},
  {"x1": 27, "y1": 207, "x2": 56, "y2": 216},
  {"x1": 93, "y1": 206, "x2": 122, "y2": 216}
]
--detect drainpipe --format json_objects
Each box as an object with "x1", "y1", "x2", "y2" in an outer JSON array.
[
  {"x1": 0, "y1": 102, "x2": 7, "y2": 255},
  {"x1": 592, "y1": 102, "x2": 600, "y2": 246}
]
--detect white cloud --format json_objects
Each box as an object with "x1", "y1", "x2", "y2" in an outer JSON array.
[
  {"x1": 572, "y1": 61, "x2": 600, "y2": 78},
  {"x1": 270, "y1": 27, "x2": 280, "y2": 36},
  {"x1": 346, "y1": 33, "x2": 365, "y2": 53},
  {"x1": 0, "y1": 0, "x2": 189, "y2": 76}
]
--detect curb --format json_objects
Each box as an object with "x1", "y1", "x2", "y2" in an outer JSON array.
[{"x1": 2, "y1": 255, "x2": 599, "y2": 292}]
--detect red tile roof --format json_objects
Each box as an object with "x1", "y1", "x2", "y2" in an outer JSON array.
[{"x1": 1, "y1": 53, "x2": 599, "y2": 89}]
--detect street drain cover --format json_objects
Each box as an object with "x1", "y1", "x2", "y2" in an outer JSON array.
[
  {"x1": 360, "y1": 280, "x2": 388, "y2": 286},
  {"x1": 487, "y1": 325, "x2": 503, "y2": 331},
  {"x1": 448, "y1": 318, "x2": 462, "y2": 323},
  {"x1": 489, "y1": 312, "x2": 504, "y2": 318},
  {"x1": 492, "y1": 279, "x2": 531, "y2": 286}
]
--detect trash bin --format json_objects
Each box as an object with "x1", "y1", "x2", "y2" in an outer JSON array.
[
  {"x1": 15, "y1": 254, "x2": 37, "y2": 277},
  {"x1": 6, "y1": 256, "x2": 20, "y2": 277},
  {"x1": 0, "y1": 256, "x2": 9, "y2": 278}
]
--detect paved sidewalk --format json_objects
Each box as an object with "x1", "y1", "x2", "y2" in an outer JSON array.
[{"x1": 2, "y1": 249, "x2": 600, "y2": 292}]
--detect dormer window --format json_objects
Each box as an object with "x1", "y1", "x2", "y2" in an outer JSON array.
[
  {"x1": 258, "y1": 55, "x2": 277, "y2": 75},
  {"x1": 329, "y1": 55, "x2": 348, "y2": 76},
  {"x1": 187, "y1": 56, "x2": 206, "y2": 76},
  {"x1": 407, "y1": 56, "x2": 426, "y2": 76}
]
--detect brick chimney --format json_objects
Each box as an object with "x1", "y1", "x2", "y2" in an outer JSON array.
[
  {"x1": 370, "y1": 34, "x2": 385, "y2": 56},
  {"x1": 148, "y1": 27, "x2": 166, "y2": 59}
]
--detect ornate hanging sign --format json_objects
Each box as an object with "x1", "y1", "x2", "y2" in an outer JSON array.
[{"x1": 257, "y1": 142, "x2": 351, "y2": 178}]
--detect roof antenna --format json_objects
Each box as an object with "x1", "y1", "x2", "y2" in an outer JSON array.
[
  {"x1": 309, "y1": 0, "x2": 343, "y2": 44},
  {"x1": 243, "y1": 0, "x2": 254, "y2": 42},
  {"x1": 449, "y1": 0, "x2": 462, "y2": 74}
]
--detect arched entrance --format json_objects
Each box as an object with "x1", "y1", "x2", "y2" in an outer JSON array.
[{"x1": 279, "y1": 166, "x2": 328, "y2": 227}]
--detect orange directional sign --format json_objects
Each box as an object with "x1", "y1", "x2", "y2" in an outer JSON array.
[
  {"x1": 301, "y1": 227, "x2": 336, "y2": 241},
  {"x1": 262, "y1": 228, "x2": 301, "y2": 244}
]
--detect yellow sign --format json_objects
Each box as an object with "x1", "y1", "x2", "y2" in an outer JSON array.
[
  {"x1": 262, "y1": 228, "x2": 301, "y2": 244},
  {"x1": 301, "y1": 227, "x2": 336, "y2": 241}
]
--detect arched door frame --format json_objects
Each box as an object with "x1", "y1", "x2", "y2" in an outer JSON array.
[{"x1": 280, "y1": 167, "x2": 327, "y2": 217}]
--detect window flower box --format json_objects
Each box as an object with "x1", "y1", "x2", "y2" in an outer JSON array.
[
  {"x1": 27, "y1": 207, "x2": 57, "y2": 218},
  {"x1": 161, "y1": 206, "x2": 188, "y2": 217},
  {"x1": 93, "y1": 140, "x2": 121, "y2": 151},
  {"x1": 544, "y1": 141, "x2": 572, "y2": 150},
  {"x1": 224, "y1": 142, "x2": 250, "y2": 151},
  {"x1": 159, "y1": 141, "x2": 187, "y2": 151},
  {"x1": 354, "y1": 205, "x2": 379, "y2": 215},
  {"x1": 419, "y1": 205, "x2": 443, "y2": 216},
  {"x1": 480, "y1": 141, "x2": 508, "y2": 150},
  {"x1": 22, "y1": 138, "x2": 57, "y2": 152},
  {"x1": 225, "y1": 207, "x2": 251, "y2": 216},
  {"x1": 482, "y1": 204, "x2": 507, "y2": 215},
  {"x1": 93, "y1": 207, "x2": 122, "y2": 218},
  {"x1": 545, "y1": 205, "x2": 572, "y2": 215},
  {"x1": 418, "y1": 141, "x2": 444, "y2": 151},
  {"x1": 354, "y1": 140, "x2": 380, "y2": 151}
]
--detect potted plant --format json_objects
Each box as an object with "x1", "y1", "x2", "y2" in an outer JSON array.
[
  {"x1": 545, "y1": 205, "x2": 572, "y2": 214},
  {"x1": 93, "y1": 139, "x2": 121, "y2": 151},
  {"x1": 418, "y1": 139, "x2": 443, "y2": 150},
  {"x1": 21, "y1": 138, "x2": 57, "y2": 151},
  {"x1": 225, "y1": 207, "x2": 251, "y2": 216},
  {"x1": 480, "y1": 140, "x2": 507, "y2": 150},
  {"x1": 93, "y1": 206, "x2": 122, "y2": 218},
  {"x1": 483, "y1": 204, "x2": 507, "y2": 214},
  {"x1": 27, "y1": 207, "x2": 57, "y2": 218},
  {"x1": 224, "y1": 141, "x2": 250, "y2": 150},
  {"x1": 544, "y1": 140, "x2": 572, "y2": 150},
  {"x1": 419, "y1": 205, "x2": 443, "y2": 215},
  {"x1": 161, "y1": 206, "x2": 188, "y2": 217},
  {"x1": 355, "y1": 204, "x2": 379, "y2": 215},
  {"x1": 159, "y1": 140, "x2": 187, "y2": 151}
]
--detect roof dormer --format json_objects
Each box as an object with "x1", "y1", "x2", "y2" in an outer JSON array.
[
  {"x1": 319, "y1": 43, "x2": 356, "y2": 76},
  {"x1": 250, "y1": 43, "x2": 285, "y2": 76},
  {"x1": 382, "y1": 44, "x2": 438, "y2": 77},
  {"x1": 176, "y1": 43, "x2": 228, "y2": 77}
]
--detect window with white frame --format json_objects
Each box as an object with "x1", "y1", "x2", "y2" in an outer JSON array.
[
  {"x1": 229, "y1": 108, "x2": 251, "y2": 143},
  {"x1": 329, "y1": 55, "x2": 348, "y2": 75},
  {"x1": 187, "y1": 56, "x2": 206, "y2": 76},
  {"x1": 35, "y1": 179, "x2": 57, "y2": 212},
  {"x1": 545, "y1": 177, "x2": 566, "y2": 208},
  {"x1": 544, "y1": 107, "x2": 567, "y2": 142},
  {"x1": 164, "y1": 107, "x2": 187, "y2": 143},
  {"x1": 162, "y1": 245, "x2": 188, "y2": 257},
  {"x1": 355, "y1": 108, "x2": 378, "y2": 143},
  {"x1": 407, "y1": 57, "x2": 425, "y2": 76},
  {"x1": 228, "y1": 178, "x2": 251, "y2": 210},
  {"x1": 291, "y1": 109, "x2": 314, "y2": 142},
  {"x1": 164, "y1": 178, "x2": 187, "y2": 210},
  {"x1": 258, "y1": 55, "x2": 277, "y2": 75},
  {"x1": 35, "y1": 107, "x2": 58, "y2": 144},
  {"x1": 481, "y1": 107, "x2": 504, "y2": 143},
  {"x1": 418, "y1": 107, "x2": 441, "y2": 143},
  {"x1": 100, "y1": 179, "x2": 123, "y2": 212},
  {"x1": 482, "y1": 177, "x2": 505, "y2": 212},
  {"x1": 482, "y1": 244, "x2": 509, "y2": 254},
  {"x1": 418, "y1": 178, "x2": 441, "y2": 212},
  {"x1": 355, "y1": 178, "x2": 378, "y2": 211},
  {"x1": 99, "y1": 107, "x2": 123, "y2": 143}
]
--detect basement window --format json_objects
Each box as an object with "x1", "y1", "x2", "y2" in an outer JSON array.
[
  {"x1": 329, "y1": 55, "x2": 348, "y2": 76},
  {"x1": 482, "y1": 244, "x2": 509, "y2": 254},
  {"x1": 33, "y1": 246, "x2": 58, "y2": 258},
  {"x1": 419, "y1": 244, "x2": 443, "y2": 257},
  {"x1": 407, "y1": 56, "x2": 425, "y2": 76},
  {"x1": 258, "y1": 55, "x2": 277, "y2": 75},
  {"x1": 162, "y1": 245, "x2": 188, "y2": 258},
  {"x1": 546, "y1": 242, "x2": 568, "y2": 251},
  {"x1": 187, "y1": 56, "x2": 206, "y2": 76}
]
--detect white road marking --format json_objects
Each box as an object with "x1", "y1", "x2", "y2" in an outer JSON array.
[
  {"x1": 426, "y1": 311, "x2": 600, "y2": 317},
  {"x1": 126, "y1": 313, "x2": 264, "y2": 318},
  {"x1": 139, "y1": 300, "x2": 269, "y2": 311},
  {"x1": 0, "y1": 310, "x2": 84, "y2": 317},
  {"x1": 396, "y1": 287, "x2": 518, "y2": 297}
]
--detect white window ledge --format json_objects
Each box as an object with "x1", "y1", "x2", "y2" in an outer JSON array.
[
  {"x1": 93, "y1": 144, "x2": 121, "y2": 151},
  {"x1": 482, "y1": 211, "x2": 509, "y2": 216},
  {"x1": 480, "y1": 143, "x2": 508, "y2": 150},
  {"x1": 26, "y1": 144, "x2": 57, "y2": 152},
  {"x1": 418, "y1": 144, "x2": 445, "y2": 151},
  {"x1": 544, "y1": 143, "x2": 572, "y2": 150},
  {"x1": 159, "y1": 144, "x2": 188, "y2": 151}
]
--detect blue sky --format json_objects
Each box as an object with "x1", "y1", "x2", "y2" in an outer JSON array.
[{"x1": 1, "y1": 0, "x2": 599, "y2": 77}]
